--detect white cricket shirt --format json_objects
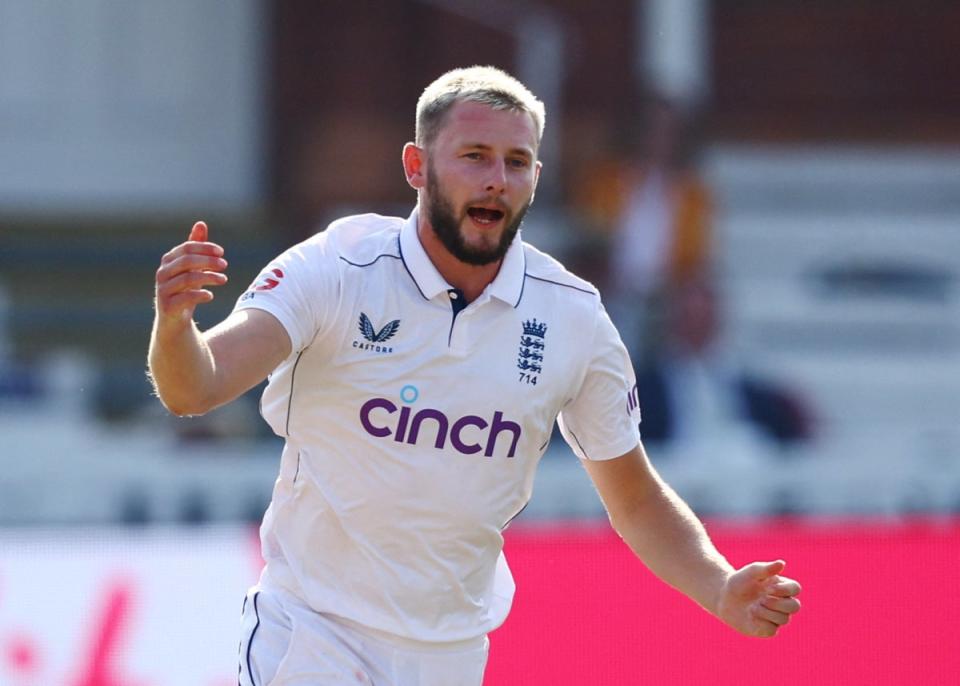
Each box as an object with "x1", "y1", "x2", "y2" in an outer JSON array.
[{"x1": 234, "y1": 208, "x2": 641, "y2": 642}]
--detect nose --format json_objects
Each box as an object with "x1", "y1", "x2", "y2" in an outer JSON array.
[{"x1": 484, "y1": 160, "x2": 507, "y2": 195}]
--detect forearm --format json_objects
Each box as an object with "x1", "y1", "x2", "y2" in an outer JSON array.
[
  {"x1": 147, "y1": 312, "x2": 218, "y2": 416},
  {"x1": 610, "y1": 476, "x2": 733, "y2": 617}
]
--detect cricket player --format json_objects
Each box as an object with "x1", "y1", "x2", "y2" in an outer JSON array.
[{"x1": 148, "y1": 66, "x2": 801, "y2": 685}]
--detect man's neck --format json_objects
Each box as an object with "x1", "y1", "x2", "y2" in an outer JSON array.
[{"x1": 416, "y1": 221, "x2": 502, "y2": 304}]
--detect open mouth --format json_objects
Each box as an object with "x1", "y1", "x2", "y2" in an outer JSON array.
[{"x1": 467, "y1": 207, "x2": 505, "y2": 225}]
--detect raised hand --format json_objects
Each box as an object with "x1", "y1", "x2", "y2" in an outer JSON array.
[
  {"x1": 154, "y1": 221, "x2": 228, "y2": 328},
  {"x1": 716, "y1": 560, "x2": 802, "y2": 638}
]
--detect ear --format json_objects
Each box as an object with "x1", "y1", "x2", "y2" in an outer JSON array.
[
  {"x1": 402, "y1": 142, "x2": 426, "y2": 190},
  {"x1": 530, "y1": 159, "x2": 543, "y2": 202}
]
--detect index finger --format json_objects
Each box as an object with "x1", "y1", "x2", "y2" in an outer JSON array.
[
  {"x1": 768, "y1": 578, "x2": 802, "y2": 598},
  {"x1": 161, "y1": 239, "x2": 224, "y2": 263}
]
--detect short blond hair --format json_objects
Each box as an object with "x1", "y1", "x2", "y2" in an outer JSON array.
[{"x1": 415, "y1": 66, "x2": 546, "y2": 149}]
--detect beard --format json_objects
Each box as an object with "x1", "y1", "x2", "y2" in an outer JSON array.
[{"x1": 425, "y1": 166, "x2": 531, "y2": 266}]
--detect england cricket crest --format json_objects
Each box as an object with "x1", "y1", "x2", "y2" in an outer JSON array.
[{"x1": 517, "y1": 318, "x2": 547, "y2": 385}]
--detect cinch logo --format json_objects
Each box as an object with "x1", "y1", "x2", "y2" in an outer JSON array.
[{"x1": 359, "y1": 385, "x2": 522, "y2": 458}]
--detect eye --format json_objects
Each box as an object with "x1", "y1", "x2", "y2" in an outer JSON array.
[
  {"x1": 509, "y1": 158, "x2": 529, "y2": 169},
  {"x1": 464, "y1": 152, "x2": 483, "y2": 161}
]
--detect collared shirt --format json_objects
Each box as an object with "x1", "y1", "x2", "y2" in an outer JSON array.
[{"x1": 234, "y1": 207, "x2": 641, "y2": 642}]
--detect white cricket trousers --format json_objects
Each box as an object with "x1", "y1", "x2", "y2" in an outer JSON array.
[{"x1": 238, "y1": 585, "x2": 490, "y2": 685}]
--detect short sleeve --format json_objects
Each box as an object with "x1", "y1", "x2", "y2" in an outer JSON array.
[
  {"x1": 232, "y1": 234, "x2": 340, "y2": 352},
  {"x1": 558, "y1": 304, "x2": 641, "y2": 461}
]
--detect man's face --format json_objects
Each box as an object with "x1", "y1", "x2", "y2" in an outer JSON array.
[{"x1": 420, "y1": 101, "x2": 541, "y2": 266}]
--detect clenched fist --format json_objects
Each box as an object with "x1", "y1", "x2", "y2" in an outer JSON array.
[{"x1": 716, "y1": 560, "x2": 802, "y2": 638}]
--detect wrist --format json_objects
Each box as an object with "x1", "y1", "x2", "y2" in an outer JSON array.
[
  {"x1": 708, "y1": 564, "x2": 735, "y2": 618},
  {"x1": 153, "y1": 308, "x2": 196, "y2": 341}
]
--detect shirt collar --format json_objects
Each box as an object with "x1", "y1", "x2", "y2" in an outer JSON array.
[{"x1": 399, "y1": 205, "x2": 526, "y2": 307}]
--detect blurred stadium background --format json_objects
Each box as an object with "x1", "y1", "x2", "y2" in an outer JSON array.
[{"x1": 1, "y1": 1, "x2": 958, "y2": 684}]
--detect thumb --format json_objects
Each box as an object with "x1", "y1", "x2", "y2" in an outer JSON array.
[
  {"x1": 189, "y1": 220, "x2": 208, "y2": 242},
  {"x1": 754, "y1": 559, "x2": 786, "y2": 580}
]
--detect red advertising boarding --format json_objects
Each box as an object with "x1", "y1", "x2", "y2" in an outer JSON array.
[{"x1": 1, "y1": 520, "x2": 957, "y2": 685}]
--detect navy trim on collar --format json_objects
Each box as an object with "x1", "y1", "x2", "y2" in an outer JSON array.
[{"x1": 397, "y1": 231, "x2": 429, "y2": 301}]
